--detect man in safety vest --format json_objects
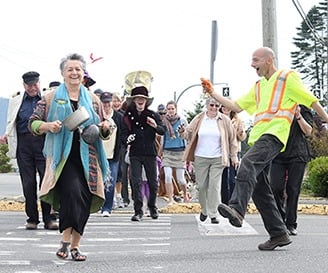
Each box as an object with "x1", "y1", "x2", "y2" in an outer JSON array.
[{"x1": 201, "y1": 47, "x2": 328, "y2": 251}]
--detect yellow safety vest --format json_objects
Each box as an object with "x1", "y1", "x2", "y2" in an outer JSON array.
[
  {"x1": 237, "y1": 69, "x2": 317, "y2": 150},
  {"x1": 254, "y1": 70, "x2": 297, "y2": 126}
]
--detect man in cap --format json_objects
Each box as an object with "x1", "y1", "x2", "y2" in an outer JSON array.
[
  {"x1": 0, "y1": 71, "x2": 58, "y2": 230},
  {"x1": 94, "y1": 88, "x2": 104, "y2": 98},
  {"x1": 99, "y1": 91, "x2": 123, "y2": 216}
]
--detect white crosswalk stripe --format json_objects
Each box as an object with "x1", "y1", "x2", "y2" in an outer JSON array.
[
  {"x1": 196, "y1": 215, "x2": 258, "y2": 236},
  {"x1": 0, "y1": 213, "x2": 172, "y2": 272}
]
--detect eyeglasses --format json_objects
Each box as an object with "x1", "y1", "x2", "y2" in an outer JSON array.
[{"x1": 209, "y1": 103, "x2": 220, "y2": 108}]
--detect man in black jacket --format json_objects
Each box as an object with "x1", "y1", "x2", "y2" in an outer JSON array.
[
  {"x1": 121, "y1": 86, "x2": 165, "y2": 221},
  {"x1": 269, "y1": 105, "x2": 313, "y2": 236}
]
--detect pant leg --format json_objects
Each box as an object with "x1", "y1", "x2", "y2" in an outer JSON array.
[
  {"x1": 129, "y1": 156, "x2": 144, "y2": 215},
  {"x1": 17, "y1": 135, "x2": 40, "y2": 224},
  {"x1": 221, "y1": 167, "x2": 229, "y2": 205},
  {"x1": 120, "y1": 146, "x2": 130, "y2": 204},
  {"x1": 269, "y1": 162, "x2": 288, "y2": 222},
  {"x1": 143, "y1": 156, "x2": 158, "y2": 211},
  {"x1": 285, "y1": 162, "x2": 307, "y2": 229},
  {"x1": 252, "y1": 165, "x2": 288, "y2": 238},
  {"x1": 228, "y1": 162, "x2": 236, "y2": 199},
  {"x1": 194, "y1": 156, "x2": 210, "y2": 216},
  {"x1": 207, "y1": 157, "x2": 224, "y2": 218},
  {"x1": 229, "y1": 134, "x2": 284, "y2": 218},
  {"x1": 102, "y1": 159, "x2": 120, "y2": 212}
]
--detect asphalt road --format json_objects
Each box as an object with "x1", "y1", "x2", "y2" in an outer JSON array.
[
  {"x1": 1, "y1": 173, "x2": 328, "y2": 273},
  {"x1": 1, "y1": 210, "x2": 328, "y2": 273}
]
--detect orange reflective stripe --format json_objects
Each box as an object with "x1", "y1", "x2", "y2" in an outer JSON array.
[
  {"x1": 254, "y1": 105, "x2": 297, "y2": 125},
  {"x1": 255, "y1": 81, "x2": 260, "y2": 108},
  {"x1": 254, "y1": 70, "x2": 296, "y2": 125}
]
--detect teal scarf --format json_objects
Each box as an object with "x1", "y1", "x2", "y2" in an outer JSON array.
[{"x1": 43, "y1": 83, "x2": 109, "y2": 180}]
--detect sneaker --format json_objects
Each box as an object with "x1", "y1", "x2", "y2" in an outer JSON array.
[
  {"x1": 258, "y1": 233, "x2": 292, "y2": 251},
  {"x1": 211, "y1": 217, "x2": 219, "y2": 224},
  {"x1": 173, "y1": 196, "x2": 183, "y2": 203},
  {"x1": 25, "y1": 222, "x2": 38, "y2": 230},
  {"x1": 131, "y1": 214, "x2": 143, "y2": 221},
  {"x1": 199, "y1": 212, "x2": 207, "y2": 222},
  {"x1": 102, "y1": 211, "x2": 111, "y2": 217},
  {"x1": 44, "y1": 220, "x2": 59, "y2": 230},
  {"x1": 116, "y1": 197, "x2": 124, "y2": 208},
  {"x1": 287, "y1": 227, "x2": 298, "y2": 236},
  {"x1": 218, "y1": 203, "x2": 243, "y2": 227},
  {"x1": 150, "y1": 208, "x2": 159, "y2": 219}
]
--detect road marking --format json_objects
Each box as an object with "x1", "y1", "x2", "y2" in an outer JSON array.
[
  {"x1": 0, "y1": 260, "x2": 30, "y2": 265},
  {"x1": 196, "y1": 215, "x2": 258, "y2": 236}
]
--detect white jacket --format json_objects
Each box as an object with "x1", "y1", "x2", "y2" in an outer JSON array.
[{"x1": 5, "y1": 93, "x2": 24, "y2": 159}]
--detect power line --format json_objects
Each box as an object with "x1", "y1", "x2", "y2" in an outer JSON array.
[{"x1": 292, "y1": 0, "x2": 327, "y2": 47}]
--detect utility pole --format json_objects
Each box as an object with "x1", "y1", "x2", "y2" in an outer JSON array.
[
  {"x1": 210, "y1": 20, "x2": 218, "y2": 83},
  {"x1": 262, "y1": 0, "x2": 278, "y2": 66}
]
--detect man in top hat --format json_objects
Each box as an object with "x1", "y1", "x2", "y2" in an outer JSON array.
[
  {"x1": 0, "y1": 71, "x2": 58, "y2": 230},
  {"x1": 121, "y1": 86, "x2": 166, "y2": 221}
]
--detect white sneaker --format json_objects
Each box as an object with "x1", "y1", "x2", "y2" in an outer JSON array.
[
  {"x1": 116, "y1": 197, "x2": 124, "y2": 208},
  {"x1": 102, "y1": 211, "x2": 111, "y2": 217}
]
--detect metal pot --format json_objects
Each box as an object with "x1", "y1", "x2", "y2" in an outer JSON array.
[
  {"x1": 62, "y1": 106, "x2": 90, "y2": 131},
  {"x1": 81, "y1": 124, "x2": 100, "y2": 144}
]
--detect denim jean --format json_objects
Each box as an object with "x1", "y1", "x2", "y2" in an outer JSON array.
[
  {"x1": 229, "y1": 134, "x2": 288, "y2": 238},
  {"x1": 102, "y1": 159, "x2": 120, "y2": 212}
]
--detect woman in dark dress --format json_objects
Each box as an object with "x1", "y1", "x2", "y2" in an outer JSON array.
[{"x1": 29, "y1": 53, "x2": 110, "y2": 261}]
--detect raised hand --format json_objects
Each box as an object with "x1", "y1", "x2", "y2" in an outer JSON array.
[{"x1": 200, "y1": 77, "x2": 214, "y2": 95}]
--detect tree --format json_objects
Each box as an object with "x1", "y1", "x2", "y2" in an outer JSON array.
[
  {"x1": 291, "y1": 0, "x2": 328, "y2": 107},
  {"x1": 0, "y1": 144, "x2": 12, "y2": 173},
  {"x1": 183, "y1": 95, "x2": 205, "y2": 123}
]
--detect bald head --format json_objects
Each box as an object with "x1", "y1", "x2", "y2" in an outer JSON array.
[
  {"x1": 251, "y1": 47, "x2": 277, "y2": 79},
  {"x1": 253, "y1": 47, "x2": 275, "y2": 61}
]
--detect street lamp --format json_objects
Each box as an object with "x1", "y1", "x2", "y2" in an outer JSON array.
[{"x1": 174, "y1": 82, "x2": 229, "y2": 104}]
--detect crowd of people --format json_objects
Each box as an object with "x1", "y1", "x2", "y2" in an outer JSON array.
[{"x1": 1, "y1": 46, "x2": 327, "y2": 261}]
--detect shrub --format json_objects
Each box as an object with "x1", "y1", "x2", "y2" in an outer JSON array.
[
  {"x1": 307, "y1": 156, "x2": 328, "y2": 197},
  {"x1": 0, "y1": 144, "x2": 12, "y2": 173}
]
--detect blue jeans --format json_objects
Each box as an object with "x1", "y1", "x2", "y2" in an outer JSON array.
[
  {"x1": 102, "y1": 159, "x2": 119, "y2": 213},
  {"x1": 229, "y1": 134, "x2": 288, "y2": 238}
]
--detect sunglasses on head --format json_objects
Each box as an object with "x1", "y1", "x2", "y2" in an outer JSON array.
[{"x1": 209, "y1": 103, "x2": 220, "y2": 108}]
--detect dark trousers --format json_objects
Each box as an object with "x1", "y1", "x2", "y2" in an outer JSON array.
[
  {"x1": 129, "y1": 155, "x2": 158, "y2": 215},
  {"x1": 16, "y1": 134, "x2": 51, "y2": 224},
  {"x1": 270, "y1": 160, "x2": 307, "y2": 229},
  {"x1": 221, "y1": 160, "x2": 236, "y2": 205},
  {"x1": 229, "y1": 134, "x2": 288, "y2": 238}
]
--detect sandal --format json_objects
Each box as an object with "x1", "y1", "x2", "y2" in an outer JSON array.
[
  {"x1": 56, "y1": 241, "x2": 70, "y2": 259},
  {"x1": 70, "y1": 248, "x2": 87, "y2": 261}
]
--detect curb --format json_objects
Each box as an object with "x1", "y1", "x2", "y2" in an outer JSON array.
[{"x1": 1, "y1": 198, "x2": 328, "y2": 215}]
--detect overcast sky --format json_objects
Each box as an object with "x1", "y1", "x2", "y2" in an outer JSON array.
[{"x1": 0, "y1": 0, "x2": 320, "y2": 117}]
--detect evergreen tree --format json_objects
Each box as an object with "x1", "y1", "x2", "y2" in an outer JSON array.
[
  {"x1": 291, "y1": 0, "x2": 328, "y2": 106},
  {"x1": 183, "y1": 96, "x2": 205, "y2": 123}
]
